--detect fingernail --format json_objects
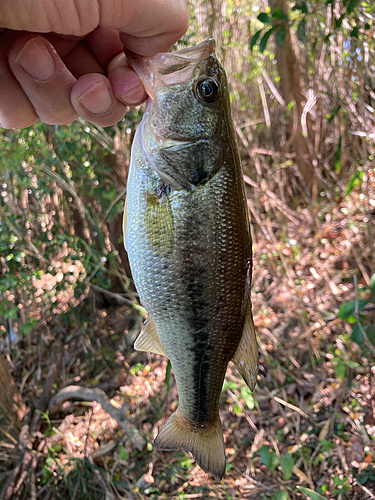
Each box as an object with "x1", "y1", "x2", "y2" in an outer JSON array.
[
  {"x1": 107, "y1": 52, "x2": 127, "y2": 73},
  {"x1": 78, "y1": 81, "x2": 113, "y2": 115},
  {"x1": 16, "y1": 38, "x2": 55, "y2": 82}
]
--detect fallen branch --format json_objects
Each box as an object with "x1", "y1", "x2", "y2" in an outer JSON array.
[
  {"x1": 90, "y1": 284, "x2": 135, "y2": 306},
  {"x1": 48, "y1": 385, "x2": 145, "y2": 451}
]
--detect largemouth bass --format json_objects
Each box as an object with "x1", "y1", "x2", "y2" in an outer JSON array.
[{"x1": 124, "y1": 39, "x2": 258, "y2": 480}]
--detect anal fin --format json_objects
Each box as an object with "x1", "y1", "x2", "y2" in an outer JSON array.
[
  {"x1": 134, "y1": 316, "x2": 167, "y2": 357},
  {"x1": 155, "y1": 409, "x2": 225, "y2": 481},
  {"x1": 232, "y1": 300, "x2": 258, "y2": 390}
]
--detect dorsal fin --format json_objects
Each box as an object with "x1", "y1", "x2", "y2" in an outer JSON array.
[
  {"x1": 232, "y1": 300, "x2": 258, "y2": 390},
  {"x1": 134, "y1": 316, "x2": 167, "y2": 357}
]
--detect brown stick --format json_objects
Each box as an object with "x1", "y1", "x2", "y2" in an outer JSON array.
[
  {"x1": 48, "y1": 385, "x2": 145, "y2": 451},
  {"x1": 30, "y1": 342, "x2": 64, "y2": 435}
]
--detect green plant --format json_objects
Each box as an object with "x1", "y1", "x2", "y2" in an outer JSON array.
[
  {"x1": 259, "y1": 445, "x2": 279, "y2": 472},
  {"x1": 338, "y1": 274, "x2": 375, "y2": 349},
  {"x1": 332, "y1": 475, "x2": 350, "y2": 495},
  {"x1": 0, "y1": 118, "x2": 141, "y2": 348},
  {"x1": 250, "y1": 8, "x2": 292, "y2": 53},
  {"x1": 355, "y1": 464, "x2": 375, "y2": 485},
  {"x1": 250, "y1": 0, "x2": 373, "y2": 54},
  {"x1": 297, "y1": 486, "x2": 326, "y2": 500},
  {"x1": 281, "y1": 452, "x2": 294, "y2": 481},
  {"x1": 273, "y1": 491, "x2": 288, "y2": 500}
]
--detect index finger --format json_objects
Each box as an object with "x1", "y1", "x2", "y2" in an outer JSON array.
[
  {"x1": 0, "y1": 0, "x2": 189, "y2": 56},
  {"x1": 100, "y1": 0, "x2": 189, "y2": 56}
]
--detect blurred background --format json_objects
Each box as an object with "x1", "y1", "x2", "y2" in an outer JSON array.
[{"x1": 1, "y1": 1, "x2": 375, "y2": 498}]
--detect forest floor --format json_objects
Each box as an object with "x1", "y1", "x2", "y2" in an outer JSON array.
[{"x1": 1, "y1": 173, "x2": 375, "y2": 500}]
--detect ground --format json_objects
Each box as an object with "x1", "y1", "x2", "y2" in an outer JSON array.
[{"x1": 1, "y1": 175, "x2": 375, "y2": 500}]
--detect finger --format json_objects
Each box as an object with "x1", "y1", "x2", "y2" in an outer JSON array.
[
  {"x1": 71, "y1": 73, "x2": 127, "y2": 127},
  {"x1": 0, "y1": 0, "x2": 100, "y2": 36},
  {"x1": 0, "y1": 0, "x2": 189, "y2": 47},
  {"x1": 35, "y1": 33, "x2": 105, "y2": 79},
  {"x1": 0, "y1": 29, "x2": 82, "y2": 60},
  {"x1": 62, "y1": 41, "x2": 104, "y2": 78},
  {"x1": 87, "y1": 28, "x2": 146, "y2": 106},
  {"x1": 100, "y1": 0, "x2": 190, "y2": 56},
  {"x1": 8, "y1": 34, "x2": 79, "y2": 125},
  {"x1": 0, "y1": 49, "x2": 38, "y2": 128},
  {"x1": 108, "y1": 60, "x2": 147, "y2": 106},
  {"x1": 85, "y1": 27, "x2": 123, "y2": 69}
]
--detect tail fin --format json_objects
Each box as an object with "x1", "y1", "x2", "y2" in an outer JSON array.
[{"x1": 154, "y1": 409, "x2": 226, "y2": 480}]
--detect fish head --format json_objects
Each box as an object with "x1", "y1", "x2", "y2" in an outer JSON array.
[{"x1": 127, "y1": 39, "x2": 232, "y2": 189}]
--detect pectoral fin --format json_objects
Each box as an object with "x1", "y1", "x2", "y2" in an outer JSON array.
[
  {"x1": 123, "y1": 195, "x2": 128, "y2": 251},
  {"x1": 134, "y1": 316, "x2": 167, "y2": 357},
  {"x1": 232, "y1": 300, "x2": 258, "y2": 390},
  {"x1": 145, "y1": 191, "x2": 174, "y2": 253}
]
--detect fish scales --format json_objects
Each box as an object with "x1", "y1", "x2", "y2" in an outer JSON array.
[{"x1": 124, "y1": 39, "x2": 258, "y2": 480}]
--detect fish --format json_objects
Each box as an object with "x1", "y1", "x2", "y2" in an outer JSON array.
[{"x1": 123, "y1": 39, "x2": 258, "y2": 481}]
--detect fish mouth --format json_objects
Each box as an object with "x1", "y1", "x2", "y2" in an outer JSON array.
[
  {"x1": 125, "y1": 39, "x2": 216, "y2": 99},
  {"x1": 155, "y1": 126, "x2": 194, "y2": 143}
]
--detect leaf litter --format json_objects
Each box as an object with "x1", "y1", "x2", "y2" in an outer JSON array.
[{"x1": 1, "y1": 159, "x2": 375, "y2": 500}]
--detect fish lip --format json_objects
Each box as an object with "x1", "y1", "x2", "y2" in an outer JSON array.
[{"x1": 125, "y1": 39, "x2": 217, "y2": 100}]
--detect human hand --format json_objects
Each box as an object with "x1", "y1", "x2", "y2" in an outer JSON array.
[{"x1": 0, "y1": 0, "x2": 189, "y2": 129}]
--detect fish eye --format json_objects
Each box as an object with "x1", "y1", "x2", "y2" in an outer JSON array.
[{"x1": 195, "y1": 78, "x2": 220, "y2": 103}]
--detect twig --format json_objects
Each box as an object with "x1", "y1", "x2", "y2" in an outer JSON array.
[
  {"x1": 1, "y1": 428, "x2": 34, "y2": 500},
  {"x1": 258, "y1": 77, "x2": 271, "y2": 131},
  {"x1": 250, "y1": 147, "x2": 296, "y2": 159},
  {"x1": 261, "y1": 67, "x2": 285, "y2": 107},
  {"x1": 226, "y1": 389, "x2": 258, "y2": 432},
  {"x1": 271, "y1": 394, "x2": 310, "y2": 420},
  {"x1": 48, "y1": 385, "x2": 145, "y2": 451},
  {"x1": 246, "y1": 476, "x2": 273, "y2": 491},
  {"x1": 346, "y1": 231, "x2": 371, "y2": 285},
  {"x1": 1, "y1": 455, "x2": 23, "y2": 500},
  {"x1": 243, "y1": 174, "x2": 305, "y2": 225},
  {"x1": 30, "y1": 453, "x2": 37, "y2": 500},
  {"x1": 90, "y1": 284, "x2": 135, "y2": 306},
  {"x1": 30, "y1": 342, "x2": 64, "y2": 435},
  {"x1": 358, "y1": 483, "x2": 375, "y2": 500},
  {"x1": 103, "y1": 188, "x2": 126, "y2": 222},
  {"x1": 87, "y1": 455, "x2": 116, "y2": 499}
]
